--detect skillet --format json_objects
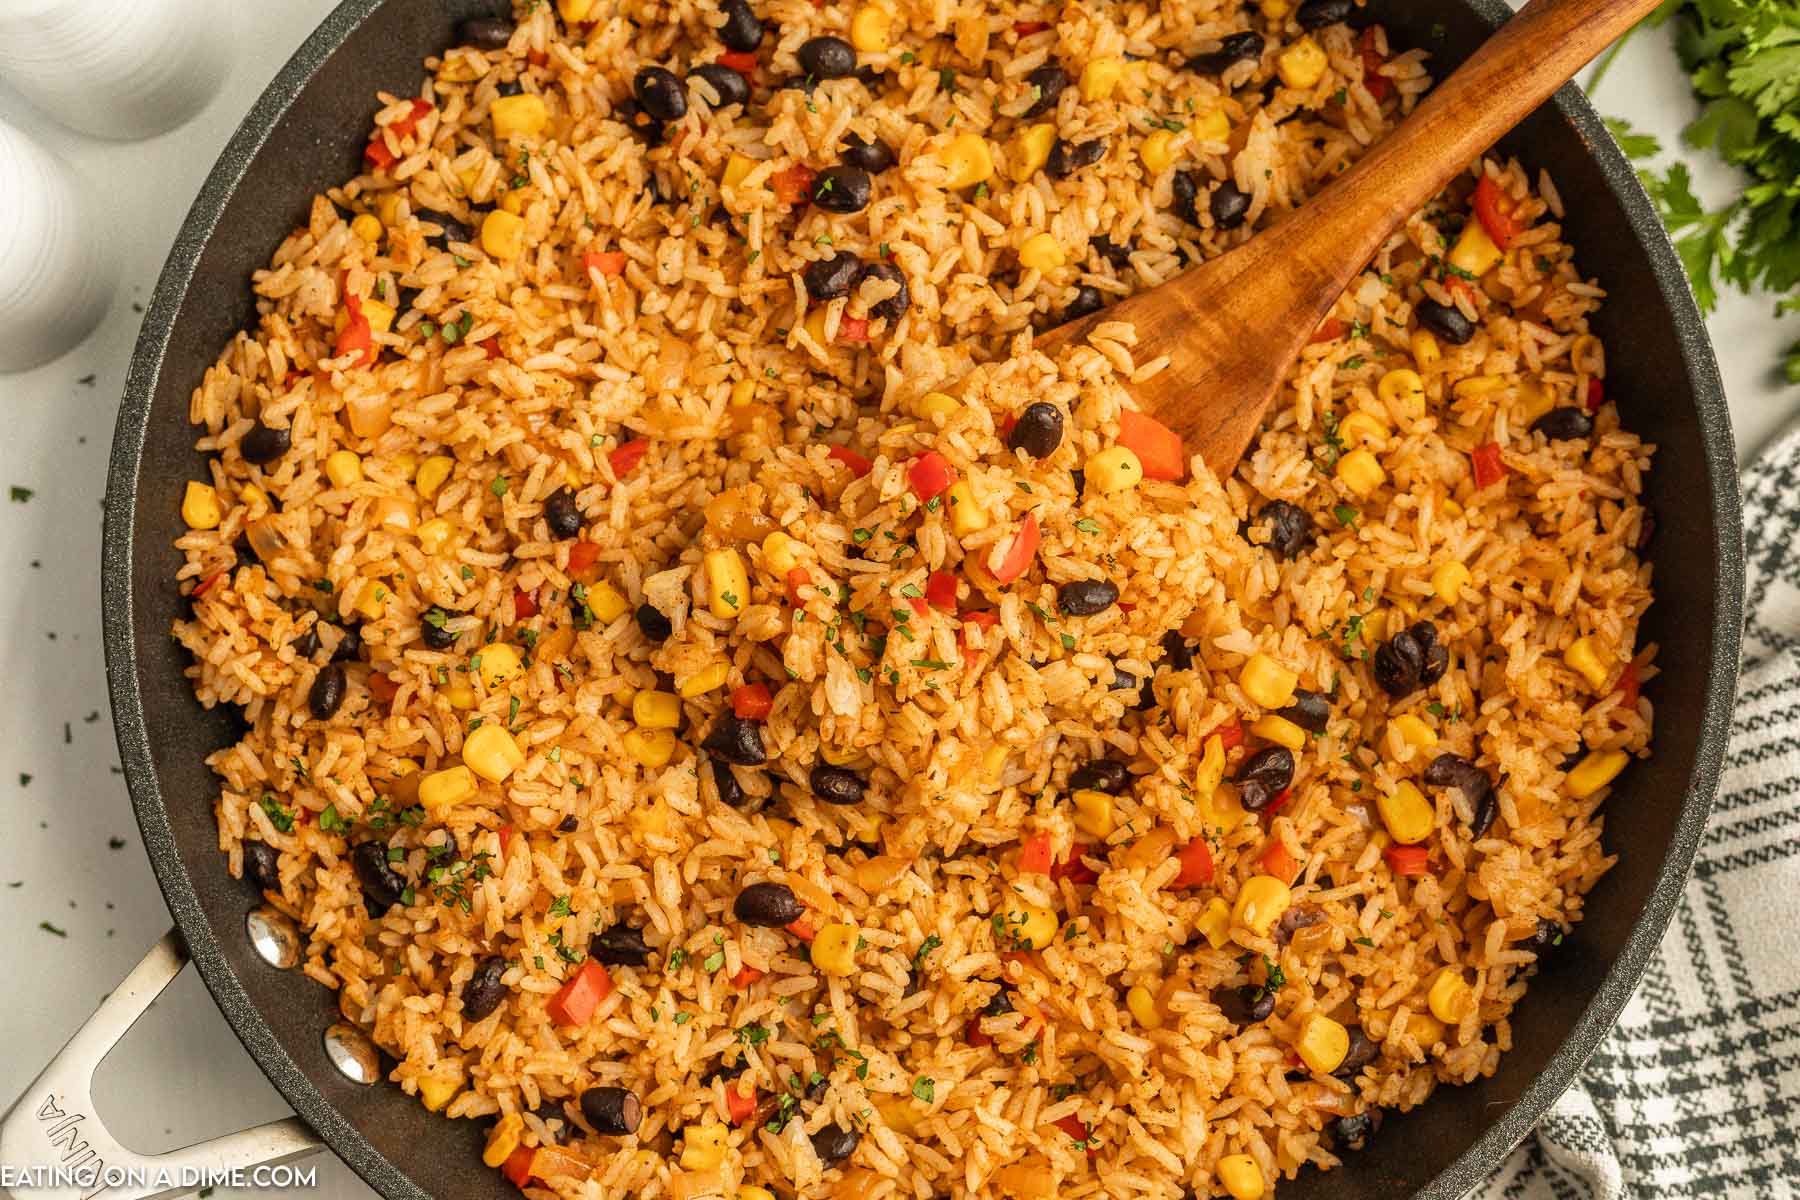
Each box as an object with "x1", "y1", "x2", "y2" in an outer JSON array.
[{"x1": 2, "y1": 0, "x2": 1746, "y2": 1197}]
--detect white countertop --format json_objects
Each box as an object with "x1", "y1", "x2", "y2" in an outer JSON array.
[{"x1": 0, "y1": 6, "x2": 1791, "y2": 1199}]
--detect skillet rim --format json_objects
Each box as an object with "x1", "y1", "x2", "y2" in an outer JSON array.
[{"x1": 101, "y1": 1, "x2": 1744, "y2": 1197}]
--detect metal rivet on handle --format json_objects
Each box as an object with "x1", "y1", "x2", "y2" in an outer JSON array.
[
  {"x1": 322, "y1": 1023, "x2": 381, "y2": 1085},
  {"x1": 245, "y1": 906, "x2": 300, "y2": 969}
]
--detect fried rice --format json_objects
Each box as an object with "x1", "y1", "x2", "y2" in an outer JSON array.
[{"x1": 169, "y1": 1, "x2": 1656, "y2": 1196}]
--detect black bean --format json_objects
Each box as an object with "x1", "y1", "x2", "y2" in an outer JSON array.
[
  {"x1": 290, "y1": 626, "x2": 320, "y2": 661},
  {"x1": 243, "y1": 839, "x2": 282, "y2": 890},
  {"x1": 1057, "y1": 579, "x2": 1119, "y2": 616},
  {"x1": 1296, "y1": 0, "x2": 1354, "y2": 29},
  {"x1": 1256, "y1": 499, "x2": 1314, "y2": 560},
  {"x1": 805, "y1": 1072, "x2": 831, "y2": 1102},
  {"x1": 808, "y1": 762, "x2": 866, "y2": 805},
  {"x1": 1053, "y1": 285, "x2": 1107, "y2": 327},
  {"x1": 240, "y1": 423, "x2": 291, "y2": 465},
  {"x1": 414, "y1": 207, "x2": 474, "y2": 248},
  {"x1": 1277, "y1": 688, "x2": 1331, "y2": 733},
  {"x1": 1416, "y1": 298, "x2": 1475, "y2": 345},
  {"x1": 1172, "y1": 170, "x2": 1201, "y2": 226},
  {"x1": 1372, "y1": 621, "x2": 1447, "y2": 696},
  {"x1": 1187, "y1": 31, "x2": 1264, "y2": 75},
  {"x1": 634, "y1": 67, "x2": 688, "y2": 122},
  {"x1": 330, "y1": 623, "x2": 363, "y2": 663},
  {"x1": 1235, "y1": 746, "x2": 1295, "y2": 811},
  {"x1": 1109, "y1": 666, "x2": 1137, "y2": 691},
  {"x1": 1532, "y1": 407, "x2": 1595, "y2": 441},
  {"x1": 589, "y1": 924, "x2": 653, "y2": 967},
  {"x1": 1161, "y1": 630, "x2": 1195, "y2": 672},
  {"x1": 1529, "y1": 917, "x2": 1567, "y2": 958},
  {"x1": 557, "y1": 814, "x2": 579, "y2": 832},
  {"x1": 396, "y1": 286, "x2": 423, "y2": 314},
  {"x1": 495, "y1": 78, "x2": 525, "y2": 98},
  {"x1": 798, "y1": 36, "x2": 856, "y2": 79},
  {"x1": 1330, "y1": 1109, "x2": 1382, "y2": 1153},
  {"x1": 308, "y1": 664, "x2": 347, "y2": 720},
  {"x1": 702, "y1": 1057, "x2": 747, "y2": 1085},
  {"x1": 718, "y1": 0, "x2": 763, "y2": 51},
  {"x1": 812, "y1": 166, "x2": 872, "y2": 214},
  {"x1": 1070, "y1": 468, "x2": 1085, "y2": 494},
  {"x1": 1021, "y1": 64, "x2": 1068, "y2": 117},
  {"x1": 1335, "y1": 1025, "x2": 1379, "y2": 1077},
  {"x1": 1070, "y1": 759, "x2": 1129, "y2": 795},
  {"x1": 635, "y1": 603, "x2": 672, "y2": 642},
  {"x1": 703, "y1": 715, "x2": 767, "y2": 766},
  {"x1": 458, "y1": 16, "x2": 515, "y2": 50},
  {"x1": 841, "y1": 133, "x2": 896, "y2": 173},
  {"x1": 1214, "y1": 983, "x2": 1275, "y2": 1024},
  {"x1": 690, "y1": 63, "x2": 750, "y2": 108},
  {"x1": 420, "y1": 607, "x2": 458, "y2": 651},
  {"x1": 859, "y1": 262, "x2": 910, "y2": 321},
  {"x1": 984, "y1": 987, "x2": 1015, "y2": 1017},
  {"x1": 580, "y1": 1087, "x2": 642, "y2": 1136},
  {"x1": 544, "y1": 486, "x2": 583, "y2": 539},
  {"x1": 1007, "y1": 402, "x2": 1064, "y2": 459},
  {"x1": 712, "y1": 758, "x2": 748, "y2": 807},
  {"x1": 350, "y1": 842, "x2": 407, "y2": 911},
  {"x1": 1275, "y1": 904, "x2": 1325, "y2": 946},
  {"x1": 1046, "y1": 138, "x2": 1106, "y2": 179},
  {"x1": 1422, "y1": 753, "x2": 1498, "y2": 838},
  {"x1": 1090, "y1": 234, "x2": 1132, "y2": 269},
  {"x1": 1210, "y1": 180, "x2": 1251, "y2": 229},
  {"x1": 734, "y1": 881, "x2": 804, "y2": 926},
  {"x1": 462, "y1": 955, "x2": 508, "y2": 1021},
  {"x1": 851, "y1": 64, "x2": 885, "y2": 88},
  {"x1": 810, "y1": 1124, "x2": 859, "y2": 1168}
]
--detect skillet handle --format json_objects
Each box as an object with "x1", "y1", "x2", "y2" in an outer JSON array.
[{"x1": 0, "y1": 928, "x2": 322, "y2": 1200}]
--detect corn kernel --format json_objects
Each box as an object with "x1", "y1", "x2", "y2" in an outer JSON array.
[
  {"x1": 417, "y1": 518, "x2": 454, "y2": 555},
  {"x1": 482, "y1": 1113, "x2": 524, "y2": 1168},
  {"x1": 499, "y1": 186, "x2": 533, "y2": 216},
  {"x1": 730, "y1": 378, "x2": 756, "y2": 407},
  {"x1": 1449, "y1": 221, "x2": 1505, "y2": 278},
  {"x1": 1566, "y1": 749, "x2": 1628, "y2": 799},
  {"x1": 181, "y1": 481, "x2": 222, "y2": 530},
  {"x1": 1518, "y1": 378, "x2": 1556, "y2": 423},
  {"x1": 558, "y1": 0, "x2": 594, "y2": 19},
  {"x1": 1217, "y1": 1154, "x2": 1264, "y2": 1200},
  {"x1": 490, "y1": 93, "x2": 549, "y2": 140},
  {"x1": 361, "y1": 298, "x2": 396, "y2": 337},
  {"x1": 1086, "y1": 445, "x2": 1144, "y2": 494},
  {"x1": 1378, "y1": 780, "x2": 1435, "y2": 844},
  {"x1": 1240, "y1": 653, "x2": 1298, "y2": 710},
  {"x1": 1260, "y1": 0, "x2": 1292, "y2": 17},
  {"x1": 1378, "y1": 368, "x2": 1427, "y2": 419},
  {"x1": 352, "y1": 578, "x2": 390, "y2": 620},
  {"x1": 704, "y1": 548, "x2": 750, "y2": 619},
  {"x1": 584, "y1": 580, "x2": 628, "y2": 624},
  {"x1": 1191, "y1": 108, "x2": 1231, "y2": 144},
  {"x1": 914, "y1": 391, "x2": 961, "y2": 420},
  {"x1": 238, "y1": 483, "x2": 271, "y2": 517},
  {"x1": 812, "y1": 922, "x2": 859, "y2": 976},
  {"x1": 351, "y1": 213, "x2": 383, "y2": 244},
  {"x1": 481, "y1": 209, "x2": 526, "y2": 259},
  {"x1": 1431, "y1": 560, "x2": 1471, "y2": 604},
  {"x1": 1072, "y1": 789, "x2": 1115, "y2": 839},
  {"x1": 1564, "y1": 636, "x2": 1612, "y2": 691},
  {"x1": 1277, "y1": 37, "x2": 1328, "y2": 90},
  {"x1": 1407, "y1": 1010, "x2": 1447, "y2": 1048},
  {"x1": 1232, "y1": 875, "x2": 1292, "y2": 938},
  {"x1": 981, "y1": 743, "x2": 1010, "y2": 782},
  {"x1": 1336, "y1": 448, "x2": 1386, "y2": 497},
  {"x1": 418, "y1": 1076, "x2": 460, "y2": 1112},
  {"x1": 1196, "y1": 732, "x2": 1227, "y2": 800},
  {"x1": 850, "y1": 5, "x2": 893, "y2": 53},
  {"x1": 872, "y1": 1098, "x2": 918, "y2": 1135},
  {"x1": 761, "y1": 530, "x2": 800, "y2": 574},
  {"x1": 1250, "y1": 714, "x2": 1307, "y2": 751},
  {"x1": 937, "y1": 132, "x2": 994, "y2": 189},
  {"x1": 1080, "y1": 57, "x2": 1123, "y2": 101},
  {"x1": 1197, "y1": 897, "x2": 1232, "y2": 949},
  {"x1": 1411, "y1": 329, "x2": 1442, "y2": 369},
  {"x1": 1338, "y1": 411, "x2": 1389, "y2": 451},
  {"x1": 632, "y1": 690, "x2": 681, "y2": 729},
  {"x1": 680, "y1": 1122, "x2": 727, "y2": 1171},
  {"x1": 1126, "y1": 984, "x2": 1163, "y2": 1029},
  {"x1": 680, "y1": 663, "x2": 731, "y2": 698},
  {"x1": 623, "y1": 727, "x2": 678, "y2": 768},
  {"x1": 326, "y1": 450, "x2": 364, "y2": 488},
  {"x1": 1010, "y1": 123, "x2": 1057, "y2": 181},
  {"x1": 1428, "y1": 968, "x2": 1475, "y2": 1024},
  {"x1": 723, "y1": 153, "x2": 757, "y2": 189},
  {"x1": 739, "y1": 1189, "x2": 778, "y2": 1200},
  {"x1": 444, "y1": 685, "x2": 476, "y2": 709},
  {"x1": 420, "y1": 765, "x2": 478, "y2": 814},
  {"x1": 376, "y1": 192, "x2": 402, "y2": 227},
  {"x1": 946, "y1": 480, "x2": 988, "y2": 537},
  {"x1": 1018, "y1": 232, "x2": 1066, "y2": 272},
  {"x1": 1294, "y1": 1012, "x2": 1350, "y2": 1073},
  {"x1": 414, "y1": 455, "x2": 454, "y2": 501},
  {"x1": 1140, "y1": 128, "x2": 1178, "y2": 173},
  {"x1": 1003, "y1": 903, "x2": 1059, "y2": 951},
  {"x1": 1441, "y1": 498, "x2": 1464, "y2": 519},
  {"x1": 1390, "y1": 713, "x2": 1438, "y2": 749},
  {"x1": 464, "y1": 724, "x2": 525, "y2": 783}
]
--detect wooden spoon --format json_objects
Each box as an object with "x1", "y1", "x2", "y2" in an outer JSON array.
[{"x1": 1034, "y1": 0, "x2": 1661, "y2": 476}]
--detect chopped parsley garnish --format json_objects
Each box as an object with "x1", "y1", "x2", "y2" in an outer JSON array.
[
  {"x1": 259, "y1": 792, "x2": 296, "y2": 834},
  {"x1": 911, "y1": 1077, "x2": 936, "y2": 1103}
]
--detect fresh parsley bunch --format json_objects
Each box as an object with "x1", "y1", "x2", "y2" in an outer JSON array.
[{"x1": 1600, "y1": 0, "x2": 1800, "y2": 382}]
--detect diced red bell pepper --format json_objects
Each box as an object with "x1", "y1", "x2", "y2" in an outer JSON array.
[
  {"x1": 992, "y1": 513, "x2": 1040, "y2": 585},
  {"x1": 964, "y1": 1016, "x2": 993, "y2": 1047},
  {"x1": 729, "y1": 965, "x2": 764, "y2": 990},
  {"x1": 391, "y1": 97, "x2": 434, "y2": 139},
  {"x1": 785, "y1": 916, "x2": 816, "y2": 942},
  {"x1": 907, "y1": 595, "x2": 929, "y2": 617},
  {"x1": 1051, "y1": 845, "x2": 1100, "y2": 885},
  {"x1": 609, "y1": 438, "x2": 649, "y2": 478},
  {"x1": 1445, "y1": 275, "x2": 1480, "y2": 307},
  {"x1": 363, "y1": 137, "x2": 398, "y2": 170},
  {"x1": 583, "y1": 250, "x2": 627, "y2": 277},
  {"x1": 499, "y1": 824, "x2": 516, "y2": 858},
  {"x1": 368, "y1": 673, "x2": 400, "y2": 704},
  {"x1": 718, "y1": 50, "x2": 758, "y2": 79},
  {"x1": 1359, "y1": 27, "x2": 1390, "y2": 100},
  {"x1": 1118, "y1": 409, "x2": 1186, "y2": 481},
  {"x1": 1018, "y1": 831, "x2": 1055, "y2": 876},
  {"x1": 785, "y1": 566, "x2": 811, "y2": 605},
  {"x1": 908, "y1": 451, "x2": 956, "y2": 502},
  {"x1": 513, "y1": 587, "x2": 540, "y2": 620},
  {"x1": 501, "y1": 1146, "x2": 537, "y2": 1188},
  {"x1": 827, "y1": 444, "x2": 873, "y2": 477},
  {"x1": 1308, "y1": 317, "x2": 1348, "y2": 345},
  {"x1": 926, "y1": 570, "x2": 959, "y2": 612},
  {"x1": 959, "y1": 609, "x2": 999, "y2": 654},
  {"x1": 1215, "y1": 721, "x2": 1245, "y2": 751},
  {"x1": 546, "y1": 960, "x2": 613, "y2": 1026},
  {"x1": 1171, "y1": 838, "x2": 1214, "y2": 888},
  {"x1": 334, "y1": 294, "x2": 376, "y2": 366},
  {"x1": 1586, "y1": 378, "x2": 1606, "y2": 412},
  {"x1": 837, "y1": 315, "x2": 870, "y2": 342},
  {"x1": 480, "y1": 336, "x2": 503, "y2": 359},
  {"x1": 1261, "y1": 840, "x2": 1299, "y2": 883},
  {"x1": 1472, "y1": 175, "x2": 1526, "y2": 251},
  {"x1": 1263, "y1": 787, "x2": 1292, "y2": 816},
  {"x1": 1051, "y1": 1114, "x2": 1098, "y2": 1159},
  {"x1": 1616, "y1": 660, "x2": 1640, "y2": 708},
  {"x1": 731, "y1": 683, "x2": 773, "y2": 720},
  {"x1": 1384, "y1": 845, "x2": 1432, "y2": 877},
  {"x1": 1013, "y1": 20, "x2": 1051, "y2": 34},
  {"x1": 192, "y1": 570, "x2": 227, "y2": 598},
  {"x1": 725, "y1": 1084, "x2": 759, "y2": 1125},
  {"x1": 1470, "y1": 442, "x2": 1508, "y2": 490},
  {"x1": 566, "y1": 541, "x2": 601, "y2": 581},
  {"x1": 772, "y1": 163, "x2": 817, "y2": 206},
  {"x1": 999, "y1": 413, "x2": 1018, "y2": 441}
]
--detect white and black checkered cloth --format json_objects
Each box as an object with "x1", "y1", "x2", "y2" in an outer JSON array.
[{"x1": 1475, "y1": 428, "x2": 1800, "y2": 1198}]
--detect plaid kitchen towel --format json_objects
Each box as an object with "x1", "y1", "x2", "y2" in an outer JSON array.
[{"x1": 1475, "y1": 427, "x2": 1800, "y2": 1198}]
